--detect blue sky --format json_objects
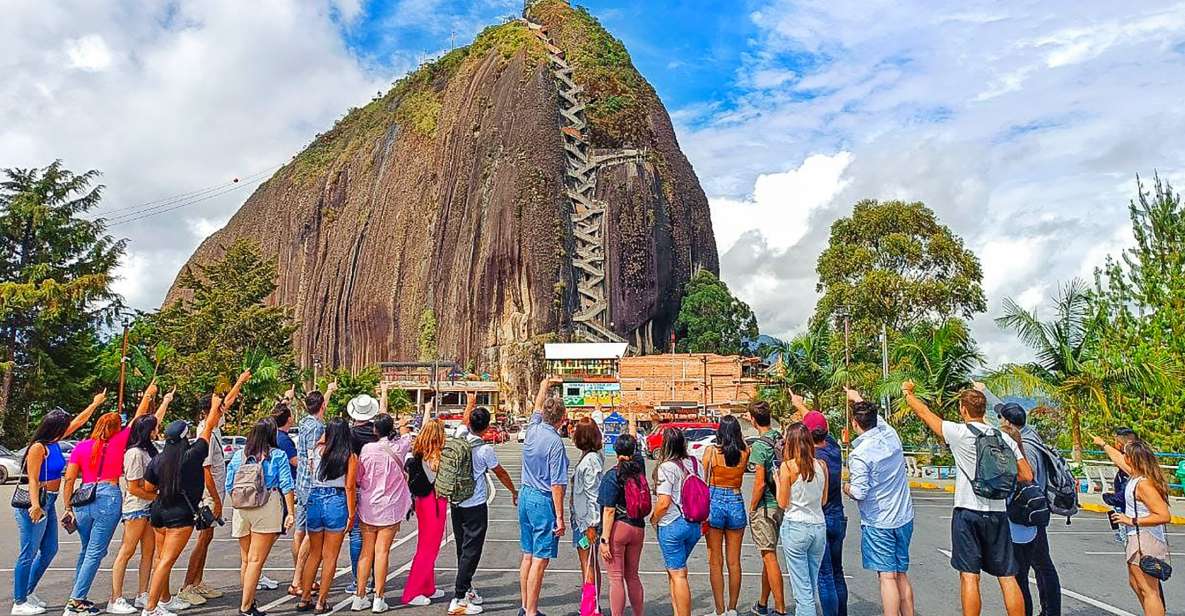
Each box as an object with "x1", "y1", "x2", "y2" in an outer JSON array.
[{"x1": 4, "y1": 0, "x2": 1185, "y2": 363}]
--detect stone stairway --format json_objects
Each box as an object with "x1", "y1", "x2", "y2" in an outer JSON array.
[{"x1": 522, "y1": 17, "x2": 636, "y2": 348}]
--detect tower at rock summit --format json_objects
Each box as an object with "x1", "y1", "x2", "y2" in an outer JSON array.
[{"x1": 166, "y1": 0, "x2": 719, "y2": 401}]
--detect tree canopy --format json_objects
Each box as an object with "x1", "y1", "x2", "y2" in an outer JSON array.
[{"x1": 673, "y1": 269, "x2": 758, "y2": 356}]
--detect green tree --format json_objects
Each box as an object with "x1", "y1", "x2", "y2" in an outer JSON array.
[
  {"x1": 0, "y1": 162, "x2": 125, "y2": 445},
  {"x1": 814, "y1": 199, "x2": 986, "y2": 345},
  {"x1": 149, "y1": 240, "x2": 298, "y2": 421},
  {"x1": 320, "y1": 365, "x2": 381, "y2": 418},
  {"x1": 418, "y1": 308, "x2": 438, "y2": 361},
  {"x1": 673, "y1": 270, "x2": 758, "y2": 355},
  {"x1": 772, "y1": 322, "x2": 837, "y2": 408},
  {"x1": 1093, "y1": 174, "x2": 1185, "y2": 450},
  {"x1": 877, "y1": 318, "x2": 984, "y2": 420}
]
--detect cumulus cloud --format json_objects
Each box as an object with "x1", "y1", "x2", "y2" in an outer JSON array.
[{"x1": 678, "y1": 0, "x2": 1185, "y2": 364}]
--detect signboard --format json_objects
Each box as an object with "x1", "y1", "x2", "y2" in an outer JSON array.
[
  {"x1": 601, "y1": 412, "x2": 627, "y2": 446},
  {"x1": 563, "y1": 381, "x2": 622, "y2": 407}
]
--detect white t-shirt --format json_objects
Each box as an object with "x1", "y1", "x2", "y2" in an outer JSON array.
[
  {"x1": 455, "y1": 427, "x2": 499, "y2": 509},
  {"x1": 121, "y1": 447, "x2": 153, "y2": 513},
  {"x1": 655, "y1": 458, "x2": 700, "y2": 527},
  {"x1": 200, "y1": 422, "x2": 226, "y2": 497},
  {"x1": 942, "y1": 421, "x2": 1024, "y2": 512}
]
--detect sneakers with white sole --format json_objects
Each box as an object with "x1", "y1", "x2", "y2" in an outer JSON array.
[
  {"x1": 173, "y1": 589, "x2": 204, "y2": 607},
  {"x1": 405, "y1": 596, "x2": 430, "y2": 607},
  {"x1": 27, "y1": 595, "x2": 47, "y2": 609},
  {"x1": 10, "y1": 602, "x2": 45, "y2": 616},
  {"x1": 447, "y1": 599, "x2": 482, "y2": 615},
  {"x1": 191, "y1": 584, "x2": 222, "y2": 600},
  {"x1": 429, "y1": 590, "x2": 446, "y2": 600},
  {"x1": 256, "y1": 576, "x2": 279, "y2": 591},
  {"x1": 464, "y1": 589, "x2": 483, "y2": 606},
  {"x1": 349, "y1": 596, "x2": 368, "y2": 612},
  {"x1": 106, "y1": 599, "x2": 137, "y2": 615},
  {"x1": 370, "y1": 598, "x2": 388, "y2": 614},
  {"x1": 158, "y1": 598, "x2": 189, "y2": 613},
  {"x1": 132, "y1": 595, "x2": 147, "y2": 610}
]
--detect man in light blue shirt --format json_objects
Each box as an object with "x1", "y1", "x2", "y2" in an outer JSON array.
[
  {"x1": 518, "y1": 376, "x2": 568, "y2": 616},
  {"x1": 843, "y1": 390, "x2": 916, "y2": 616}
]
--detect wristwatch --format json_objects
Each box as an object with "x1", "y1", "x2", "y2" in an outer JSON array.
[{"x1": 599, "y1": 537, "x2": 609, "y2": 545}]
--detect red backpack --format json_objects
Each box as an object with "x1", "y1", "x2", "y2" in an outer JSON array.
[{"x1": 621, "y1": 468, "x2": 653, "y2": 519}]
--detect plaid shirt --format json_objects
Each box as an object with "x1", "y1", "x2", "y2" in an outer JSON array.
[{"x1": 295, "y1": 414, "x2": 326, "y2": 502}]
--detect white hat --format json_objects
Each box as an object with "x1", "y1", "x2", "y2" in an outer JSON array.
[{"x1": 347, "y1": 394, "x2": 380, "y2": 422}]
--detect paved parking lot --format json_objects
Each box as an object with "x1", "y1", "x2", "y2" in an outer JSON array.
[{"x1": 1, "y1": 442, "x2": 1180, "y2": 615}]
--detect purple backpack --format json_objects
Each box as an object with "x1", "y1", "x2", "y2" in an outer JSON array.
[
  {"x1": 677, "y1": 457, "x2": 710, "y2": 523},
  {"x1": 622, "y1": 469, "x2": 653, "y2": 520}
]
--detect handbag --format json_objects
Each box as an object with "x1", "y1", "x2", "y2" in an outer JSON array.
[
  {"x1": 70, "y1": 441, "x2": 110, "y2": 507},
  {"x1": 11, "y1": 484, "x2": 47, "y2": 510},
  {"x1": 1133, "y1": 485, "x2": 1173, "y2": 581},
  {"x1": 181, "y1": 491, "x2": 218, "y2": 530}
]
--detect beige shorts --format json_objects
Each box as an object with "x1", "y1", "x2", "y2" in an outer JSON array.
[
  {"x1": 231, "y1": 493, "x2": 282, "y2": 537},
  {"x1": 1126, "y1": 531, "x2": 1170, "y2": 565},
  {"x1": 750, "y1": 505, "x2": 784, "y2": 552}
]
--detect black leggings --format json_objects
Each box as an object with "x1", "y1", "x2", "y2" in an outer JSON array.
[
  {"x1": 451, "y1": 504, "x2": 489, "y2": 599},
  {"x1": 1014, "y1": 526, "x2": 1061, "y2": 616}
]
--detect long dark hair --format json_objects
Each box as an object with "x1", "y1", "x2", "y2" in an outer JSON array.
[
  {"x1": 653, "y1": 427, "x2": 687, "y2": 484},
  {"x1": 244, "y1": 418, "x2": 278, "y2": 461},
  {"x1": 128, "y1": 415, "x2": 159, "y2": 458},
  {"x1": 156, "y1": 436, "x2": 188, "y2": 501},
  {"x1": 22, "y1": 409, "x2": 71, "y2": 474},
  {"x1": 318, "y1": 418, "x2": 353, "y2": 481},
  {"x1": 613, "y1": 434, "x2": 641, "y2": 481},
  {"x1": 716, "y1": 415, "x2": 745, "y2": 467}
]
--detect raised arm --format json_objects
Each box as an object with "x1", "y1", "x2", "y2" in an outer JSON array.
[
  {"x1": 133, "y1": 379, "x2": 159, "y2": 420},
  {"x1": 1091, "y1": 434, "x2": 1133, "y2": 475},
  {"x1": 199, "y1": 394, "x2": 224, "y2": 443},
  {"x1": 844, "y1": 386, "x2": 864, "y2": 404},
  {"x1": 66, "y1": 390, "x2": 107, "y2": 438},
  {"x1": 379, "y1": 381, "x2": 390, "y2": 415},
  {"x1": 533, "y1": 376, "x2": 562, "y2": 413},
  {"x1": 902, "y1": 381, "x2": 944, "y2": 439},
  {"x1": 788, "y1": 388, "x2": 809, "y2": 422},
  {"x1": 463, "y1": 390, "x2": 477, "y2": 426},
  {"x1": 222, "y1": 369, "x2": 252, "y2": 411},
  {"x1": 153, "y1": 387, "x2": 175, "y2": 424}
]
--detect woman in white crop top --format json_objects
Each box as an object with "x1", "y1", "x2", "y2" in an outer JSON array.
[{"x1": 775, "y1": 424, "x2": 829, "y2": 616}]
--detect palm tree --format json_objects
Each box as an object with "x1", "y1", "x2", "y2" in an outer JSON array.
[
  {"x1": 989, "y1": 280, "x2": 1137, "y2": 462},
  {"x1": 877, "y1": 318, "x2": 984, "y2": 420},
  {"x1": 774, "y1": 322, "x2": 837, "y2": 409}
]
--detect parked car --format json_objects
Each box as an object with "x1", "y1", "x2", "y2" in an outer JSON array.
[
  {"x1": 222, "y1": 435, "x2": 247, "y2": 460},
  {"x1": 0, "y1": 445, "x2": 22, "y2": 483},
  {"x1": 645, "y1": 423, "x2": 717, "y2": 458},
  {"x1": 689, "y1": 434, "x2": 761, "y2": 473},
  {"x1": 482, "y1": 426, "x2": 509, "y2": 445}
]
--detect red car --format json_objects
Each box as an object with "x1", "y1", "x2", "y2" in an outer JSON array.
[
  {"x1": 645, "y1": 422, "x2": 718, "y2": 458},
  {"x1": 482, "y1": 426, "x2": 509, "y2": 444}
]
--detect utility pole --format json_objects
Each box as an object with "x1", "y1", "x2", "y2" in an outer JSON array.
[
  {"x1": 880, "y1": 322, "x2": 890, "y2": 422},
  {"x1": 843, "y1": 313, "x2": 852, "y2": 449},
  {"x1": 117, "y1": 317, "x2": 131, "y2": 415}
]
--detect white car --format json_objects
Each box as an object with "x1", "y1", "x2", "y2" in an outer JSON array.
[
  {"x1": 688, "y1": 434, "x2": 716, "y2": 463},
  {"x1": 0, "y1": 445, "x2": 22, "y2": 483}
]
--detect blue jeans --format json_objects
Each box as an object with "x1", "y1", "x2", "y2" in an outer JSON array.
[
  {"x1": 71, "y1": 483, "x2": 122, "y2": 600},
  {"x1": 349, "y1": 511, "x2": 362, "y2": 582},
  {"x1": 13, "y1": 491, "x2": 59, "y2": 604},
  {"x1": 819, "y1": 513, "x2": 848, "y2": 616},
  {"x1": 780, "y1": 520, "x2": 826, "y2": 616},
  {"x1": 657, "y1": 517, "x2": 702, "y2": 570}
]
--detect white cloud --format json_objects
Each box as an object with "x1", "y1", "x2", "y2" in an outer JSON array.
[
  {"x1": 64, "y1": 34, "x2": 113, "y2": 71},
  {"x1": 677, "y1": 0, "x2": 1185, "y2": 364}
]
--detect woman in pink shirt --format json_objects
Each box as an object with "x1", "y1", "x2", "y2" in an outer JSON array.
[{"x1": 352, "y1": 414, "x2": 414, "y2": 613}]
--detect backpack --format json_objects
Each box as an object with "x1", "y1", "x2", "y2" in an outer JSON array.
[
  {"x1": 405, "y1": 454, "x2": 434, "y2": 498},
  {"x1": 960, "y1": 424, "x2": 1018, "y2": 500},
  {"x1": 621, "y1": 468, "x2": 652, "y2": 520},
  {"x1": 755, "y1": 433, "x2": 784, "y2": 500},
  {"x1": 1023, "y1": 434, "x2": 1080, "y2": 522},
  {"x1": 676, "y1": 458, "x2": 710, "y2": 523},
  {"x1": 435, "y1": 436, "x2": 477, "y2": 504},
  {"x1": 1007, "y1": 481, "x2": 1051, "y2": 527},
  {"x1": 229, "y1": 454, "x2": 270, "y2": 509}
]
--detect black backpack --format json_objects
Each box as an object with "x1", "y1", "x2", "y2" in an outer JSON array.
[
  {"x1": 405, "y1": 454, "x2": 434, "y2": 498},
  {"x1": 1007, "y1": 482, "x2": 1051, "y2": 527},
  {"x1": 961, "y1": 424, "x2": 1018, "y2": 500},
  {"x1": 1023, "y1": 433, "x2": 1080, "y2": 522}
]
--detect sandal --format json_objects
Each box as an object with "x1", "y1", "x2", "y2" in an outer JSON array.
[
  {"x1": 287, "y1": 586, "x2": 302, "y2": 597},
  {"x1": 295, "y1": 601, "x2": 313, "y2": 612},
  {"x1": 314, "y1": 604, "x2": 329, "y2": 615}
]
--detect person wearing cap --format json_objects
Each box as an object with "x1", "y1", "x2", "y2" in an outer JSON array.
[
  {"x1": 346, "y1": 393, "x2": 382, "y2": 594},
  {"x1": 789, "y1": 391, "x2": 847, "y2": 616},
  {"x1": 843, "y1": 389, "x2": 915, "y2": 616},
  {"x1": 996, "y1": 400, "x2": 1061, "y2": 616}
]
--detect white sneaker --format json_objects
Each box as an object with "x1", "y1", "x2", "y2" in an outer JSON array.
[
  {"x1": 464, "y1": 589, "x2": 483, "y2": 606},
  {"x1": 173, "y1": 589, "x2": 205, "y2": 607},
  {"x1": 724, "y1": 611, "x2": 739, "y2": 616},
  {"x1": 370, "y1": 598, "x2": 389, "y2": 614},
  {"x1": 139, "y1": 608, "x2": 173, "y2": 616},
  {"x1": 159, "y1": 597, "x2": 189, "y2": 613},
  {"x1": 106, "y1": 599, "x2": 137, "y2": 615},
  {"x1": 447, "y1": 599, "x2": 482, "y2": 615},
  {"x1": 350, "y1": 596, "x2": 368, "y2": 612},
  {"x1": 10, "y1": 603, "x2": 45, "y2": 616},
  {"x1": 256, "y1": 575, "x2": 279, "y2": 591},
  {"x1": 429, "y1": 589, "x2": 446, "y2": 600},
  {"x1": 27, "y1": 595, "x2": 48, "y2": 609},
  {"x1": 406, "y1": 596, "x2": 430, "y2": 607},
  {"x1": 133, "y1": 595, "x2": 147, "y2": 610}
]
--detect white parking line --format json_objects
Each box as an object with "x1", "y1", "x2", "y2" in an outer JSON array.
[{"x1": 935, "y1": 548, "x2": 1136, "y2": 616}]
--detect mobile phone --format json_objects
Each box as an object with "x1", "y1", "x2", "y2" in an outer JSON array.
[
  {"x1": 1108, "y1": 510, "x2": 1121, "y2": 530},
  {"x1": 577, "y1": 534, "x2": 590, "y2": 549},
  {"x1": 62, "y1": 513, "x2": 77, "y2": 534}
]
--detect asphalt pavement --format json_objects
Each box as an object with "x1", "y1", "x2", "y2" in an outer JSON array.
[{"x1": 0, "y1": 442, "x2": 1180, "y2": 615}]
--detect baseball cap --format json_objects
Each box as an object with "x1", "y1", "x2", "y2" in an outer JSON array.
[
  {"x1": 802, "y1": 411, "x2": 829, "y2": 434},
  {"x1": 164, "y1": 419, "x2": 190, "y2": 442},
  {"x1": 995, "y1": 402, "x2": 1027, "y2": 427}
]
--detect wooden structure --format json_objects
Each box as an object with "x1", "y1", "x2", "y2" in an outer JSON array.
[{"x1": 379, "y1": 361, "x2": 501, "y2": 418}]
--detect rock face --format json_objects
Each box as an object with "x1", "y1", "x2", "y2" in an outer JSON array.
[{"x1": 167, "y1": 1, "x2": 718, "y2": 398}]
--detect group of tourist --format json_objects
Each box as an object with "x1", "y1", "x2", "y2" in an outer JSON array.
[{"x1": 8, "y1": 371, "x2": 1176, "y2": 616}]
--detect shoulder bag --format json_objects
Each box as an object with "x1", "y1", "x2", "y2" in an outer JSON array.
[
  {"x1": 70, "y1": 441, "x2": 110, "y2": 507},
  {"x1": 1132, "y1": 479, "x2": 1173, "y2": 581}
]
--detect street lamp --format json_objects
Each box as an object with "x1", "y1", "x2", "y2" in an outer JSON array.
[{"x1": 117, "y1": 316, "x2": 131, "y2": 414}]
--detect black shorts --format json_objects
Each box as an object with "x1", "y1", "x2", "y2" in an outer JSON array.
[
  {"x1": 150, "y1": 503, "x2": 195, "y2": 529},
  {"x1": 950, "y1": 507, "x2": 1017, "y2": 576}
]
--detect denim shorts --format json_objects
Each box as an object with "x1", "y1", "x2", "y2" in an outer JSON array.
[
  {"x1": 121, "y1": 508, "x2": 151, "y2": 522},
  {"x1": 707, "y1": 487, "x2": 747, "y2": 530},
  {"x1": 305, "y1": 487, "x2": 348, "y2": 533},
  {"x1": 657, "y1": 517, "x2": 702, "y2": 570},
  {"x1": 861, "y1": 520, "x2": 913, "y2": 573},
  {"x1": 518, "y1": 486, "x2": 558, "y2": 559},
  {"x1": 294, "y1": 499, "x2": 308, "y2": 532}
]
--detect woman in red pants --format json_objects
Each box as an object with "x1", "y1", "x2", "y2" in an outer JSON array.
[{"x1": 401, "y1": 419, "x2": 449, "y2": 607}]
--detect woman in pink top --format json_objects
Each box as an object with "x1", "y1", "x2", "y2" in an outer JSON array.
[
  {"x1": 352, "y1": 414, "x2": 414, "y2": 613},
  {"x1": 61, "y1": 380, "x2": 165, "y2": 614}
]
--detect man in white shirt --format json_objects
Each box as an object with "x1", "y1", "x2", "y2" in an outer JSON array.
[{"x1": 903, "y1": 380, "x2": 1033, "y2": 616}]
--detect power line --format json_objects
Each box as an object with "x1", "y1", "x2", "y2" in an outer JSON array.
[
  {"x1": 104, "y1": 174, "x2": 270, "y2": 227},
  {"x1": 94, "y1": 164, "x2": 281, "y2": 217}
]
